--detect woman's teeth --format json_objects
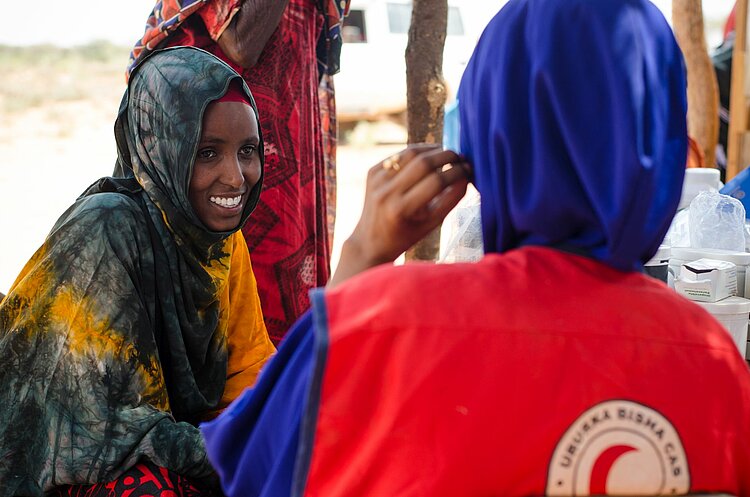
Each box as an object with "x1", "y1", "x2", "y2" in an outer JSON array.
[{"x1": 210, "y1": 195, "x2": 241, "y2": 208}]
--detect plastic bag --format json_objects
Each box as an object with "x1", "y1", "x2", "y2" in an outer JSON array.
[
  {"x1": 688, "y1": 191, "x2": 746, "y2": 252},
  {"x1": 664, "y1": 208, "x2": 690, "y2": 248},
  {"x1": 439, "y1": 186, "x2": 484, "y2": 263}
]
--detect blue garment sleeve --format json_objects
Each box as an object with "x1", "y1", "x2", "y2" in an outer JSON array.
[{"x1": 201, "y1": 293, "x2": 327, "y2": 497}]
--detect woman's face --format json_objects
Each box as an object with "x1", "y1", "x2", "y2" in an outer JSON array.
[{"x1": 189, "y1": 101, "x2": 261, "y2": 232}]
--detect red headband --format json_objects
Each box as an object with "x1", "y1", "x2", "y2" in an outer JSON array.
[{"x1": 217, "y1": 79, "x2": 252, "y2": 106}]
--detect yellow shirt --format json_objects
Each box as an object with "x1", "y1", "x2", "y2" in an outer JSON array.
[{"x1": 212, "y1": 231, "x2": 276, "y2": 415}]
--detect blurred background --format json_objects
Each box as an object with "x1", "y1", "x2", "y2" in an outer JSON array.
[{"x1": 0, "y1": 0, "x2": 737, "y2": 293}]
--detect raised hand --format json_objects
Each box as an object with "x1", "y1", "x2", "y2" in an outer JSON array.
[{"x1": 329, "y1": 144, "x2": 471, "y2": 287}]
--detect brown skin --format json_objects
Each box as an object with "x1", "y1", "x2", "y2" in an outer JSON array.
[
  {"x1": 329, "y1": 145, "x2": 470, "y2": 288},
  {"x1": 189, "y1": 101, "x2": 262, "y2": 232},
  {"x1": 216, "y1": 0, "x2": 291, "y2": 69}
]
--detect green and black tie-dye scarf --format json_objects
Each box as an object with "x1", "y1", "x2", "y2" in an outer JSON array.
[{"x1": 0, "y1": 47, "x2": 266, "y2": 496}]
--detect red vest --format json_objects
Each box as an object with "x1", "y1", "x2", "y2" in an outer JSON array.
[{"x1": 303, "y1": 247, "x2": 750, "y2": 496}]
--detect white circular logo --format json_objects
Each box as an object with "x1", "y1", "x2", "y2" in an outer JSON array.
[{"x1": 546, "y1": 400, "x2": 690, "y2": 495}]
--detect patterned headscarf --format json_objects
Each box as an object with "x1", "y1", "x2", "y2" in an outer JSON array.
[
  {"x1": 458, "y1": 0, "x2": 688, "y2": 272},
  {"x1": 0, "y1": 47, "x2": 268, "y2": 494},
  {"x1": 115, "y1": 46, "x2": 264, "y2": 254}
]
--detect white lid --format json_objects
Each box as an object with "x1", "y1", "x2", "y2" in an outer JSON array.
[
  {"x1": 684, "y1": 168, "x2": 721, "y2": 182},
  {"x1": 670, "y1": 247, "x2": 750, "y2": 265},
  {"x1": 694, "y1": 296, "x2": 750, "y2": 315},
  {"x1": 678, "y1": 168, "x2": 721, "y2": 210},
  {"x1": 645, "y1": 245, "x2": 670, "y2": 265}
]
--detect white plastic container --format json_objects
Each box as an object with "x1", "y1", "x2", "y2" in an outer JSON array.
[
  {"x1": 669, "y1": 247, "x2": 750, "y2": 297},
  {"x1": 678, "y1": 168, "x2": 721, "y2": 210},
  {"x1": 694, "y1": 296, "x2": 750, "y2": 358}
]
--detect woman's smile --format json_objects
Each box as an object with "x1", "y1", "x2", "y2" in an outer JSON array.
[
  {"x1": 210, "y1": 195, "x2": 243, "y2": 208},
  {"x1": 205, "y1": 191, "x2": 246, "y2": 223},
  {"x1": 199, "y1": 191, "x2": 246, "y2": 230}
]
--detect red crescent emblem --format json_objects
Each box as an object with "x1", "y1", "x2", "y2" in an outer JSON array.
[{"x1": 589, "y1": 445, "x2": 638, "y2": 494}]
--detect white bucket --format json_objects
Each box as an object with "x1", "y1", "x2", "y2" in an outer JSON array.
[
  {"x1": 669, "y1": 247, "x2": 750, "y2": 297},
  {"x1": 695, "y1": 296, "x2": 750, "y2": 358}
]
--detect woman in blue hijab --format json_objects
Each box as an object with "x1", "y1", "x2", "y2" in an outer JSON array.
[{"x1": 202, "y1": 0, "x2": 750, "y2": 495}]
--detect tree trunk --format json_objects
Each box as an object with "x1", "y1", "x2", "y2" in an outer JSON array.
[
  {"x1": 728, "y1": 0, "x2": 749, "y2": 180},
  {"x1": 672, "y1": 0, "x2": 719, "y2": 166},
  {"x1": 405, "y1": 0, "x2": 448, "y2": 262}
]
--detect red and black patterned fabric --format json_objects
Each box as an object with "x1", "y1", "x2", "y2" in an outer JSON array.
[
  {"x1": 127, "y1": 0, "x2": 349, "y2": 78},
  {"x1": 52, "y1": 462, "x2": 220, "y2": 497}
]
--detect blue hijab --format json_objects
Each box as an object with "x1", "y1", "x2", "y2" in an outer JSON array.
[{"x1": 458, "y1": 0, "x2": 688, "y2": 272}]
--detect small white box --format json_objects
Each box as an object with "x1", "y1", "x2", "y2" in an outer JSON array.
[{"x1": 674, "y1": 258, "x2": 738, "y2": 303}]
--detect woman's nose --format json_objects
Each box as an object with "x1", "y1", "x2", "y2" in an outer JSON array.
[{"x1": 221, "y1": 157, "x2": 245, "y2": 188}]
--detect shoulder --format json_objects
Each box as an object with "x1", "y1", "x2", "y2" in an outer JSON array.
[
  {"x1": 54, "y1": 192, "x2": 145, "y2": 229},
  {"x1": 47, "y1": 192, "x2": 150, "y2": 249},
  {"x1": 331, "y1": 259, "x2": 471, "y2": 298},
  {"x1": 76, "y1": 191, "x2": 143, "y2": 214},
  {"x1": 320, "y1": 258, "x2": 494, "y2": 334},
  {"x1": 327, "y1": 249, "x2": 532, "y2": 307}
]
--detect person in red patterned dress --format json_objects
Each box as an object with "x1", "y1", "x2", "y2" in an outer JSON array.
[{"x1": 128, "y1": 0, "x2": 349, "y2": 344}]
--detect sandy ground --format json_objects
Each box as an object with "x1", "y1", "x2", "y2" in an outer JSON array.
[{"x1": 0, "y1": 98, "x2": 406, "y2": 293}]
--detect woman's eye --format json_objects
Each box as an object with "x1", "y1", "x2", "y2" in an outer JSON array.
[
  {"x1": 197, "y1": 148, "x2": 217, "y2": 160},
  {"x1": 239, "y1": 145, "x2": 257, "y2": 158}
]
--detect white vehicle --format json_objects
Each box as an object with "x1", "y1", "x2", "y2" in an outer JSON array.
[{"x1": 335, "y1": 0, "x2": 499, "y2": 125}]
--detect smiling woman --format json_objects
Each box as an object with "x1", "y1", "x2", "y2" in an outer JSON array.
[
  {"x1": 0, "y1": 47, "x2": 275, "y2": 496},
  {"x1": 189, "y1": 81, "x2": 263, "y2": 233}
]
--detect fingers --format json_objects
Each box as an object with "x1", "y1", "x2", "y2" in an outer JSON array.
[
  {"x1": 369, "y1": 144, "x2": 441, "y2": 187},
  {"x1": 398, "y1": 178, "x2": 469, "y2": 248},
  {"x1": 389, "y1": 149, "x2": 462, "y2": 194},
  {"x1": 425, "y1": 179, "x2": 470, "y2": 223},
  {"x1": 367, "y1": 144, "x2": 471, "y2": 226},
  {"x1": 399, "y1": 161, "x2": 469, "y2": 220}
]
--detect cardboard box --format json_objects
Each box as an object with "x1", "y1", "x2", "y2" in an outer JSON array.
[{"x1": 674, "y1": 258, "x2": 738, "y2": 303}]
